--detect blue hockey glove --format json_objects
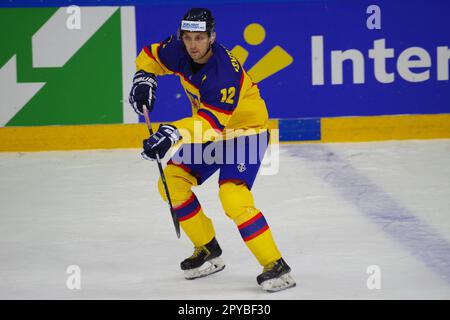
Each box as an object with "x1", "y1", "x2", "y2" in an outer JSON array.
[
  {"x1": 129, "y1": 70, "x2": 157, "y2": 115},
  {"x1": 142, "y1": 124, "x2": 181, "y2": 160}
]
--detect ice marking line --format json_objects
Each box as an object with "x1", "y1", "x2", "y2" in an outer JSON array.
[{"x1": 288, "y1": 144, "x2": 450, "y2": 284}]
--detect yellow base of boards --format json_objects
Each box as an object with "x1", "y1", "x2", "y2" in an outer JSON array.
[
  {"x1": 322, "y1": 114, "x2": 450, "y2": 142},
  {"x1": 0, "y1": 115, "x2": 449, "y2": 152},
  {"x1": 0, "y1": 123, "x2": 155, "y2": 152}
]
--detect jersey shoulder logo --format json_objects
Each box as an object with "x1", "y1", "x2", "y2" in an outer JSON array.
[{"x1": 223, "y1": 47, "x2": 240, "y2": 73}]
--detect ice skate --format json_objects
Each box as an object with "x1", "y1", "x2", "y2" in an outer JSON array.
[
  {"x1": 257, "y1": 258, "x2": 296, "y2": 292},
  {"x1": 181, "y1": 237, "x2": 225, "y2": 280}
]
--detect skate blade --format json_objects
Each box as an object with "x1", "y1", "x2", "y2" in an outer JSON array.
[
  {"x1": 261, "y1": 273, "x2": 296, "y2": 292},
  {"x1": 184, "y1": 257, "x2": 226, "y2": 280}
]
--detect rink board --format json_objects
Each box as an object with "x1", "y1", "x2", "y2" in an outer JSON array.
[{"x1": 1, "y1": 114, "x2": 450, "y2": 151}]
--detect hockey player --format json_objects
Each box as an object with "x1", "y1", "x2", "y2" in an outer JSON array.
[{"x1": 129, "y1": 8, "x2": 295, "y2": 292}]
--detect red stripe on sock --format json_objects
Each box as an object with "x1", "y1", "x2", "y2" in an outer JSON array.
[
  {"x1": 243, "y1": 225, "x2": 269, "y2": 242},
  {"x1": 238, "y1": 212, "x2": 263, "y2": 230},
  {"x1": 174, "y1": 194, "x2": 195, "y2": 210},
  {"x1": 178, "y1": 205, "x2": 201, "y2": 222}
]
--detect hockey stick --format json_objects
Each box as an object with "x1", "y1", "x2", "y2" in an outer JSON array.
[{"x1": 143, "y1": 105, "x2": 181, "y2": 239}]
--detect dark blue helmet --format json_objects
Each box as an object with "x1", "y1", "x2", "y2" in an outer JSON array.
[{"x1": 178, "y1": 8, "x2": 215, "y2": 39}]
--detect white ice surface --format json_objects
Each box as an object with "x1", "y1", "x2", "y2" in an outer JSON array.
[{"x1": 1, "y1": 140, "x2": 450, "y2": 299}]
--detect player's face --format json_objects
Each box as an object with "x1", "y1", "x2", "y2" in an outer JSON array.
[{"x1": 182, "y1": 32, "x2": 214, "y2": 63}]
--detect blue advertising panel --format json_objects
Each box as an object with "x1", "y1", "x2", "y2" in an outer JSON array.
[
  {"x1": 134, "y1": 0, "x2": 450, "y2": 122},
  {"x1": 4, "y1": 0, "x2": 448, "y2": 122}
]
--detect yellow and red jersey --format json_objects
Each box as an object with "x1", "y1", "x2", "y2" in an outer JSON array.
[{"x1": 135, "y1": 35, "x2": 269, "y2": 142}]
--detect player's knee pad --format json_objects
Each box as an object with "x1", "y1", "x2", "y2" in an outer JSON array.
[
  {"x1": 219, "y1": 182, "x2": 256, "y2": 221},
  {"x1": 158, "y1": 164, "x2": 197, "y2": 205}
]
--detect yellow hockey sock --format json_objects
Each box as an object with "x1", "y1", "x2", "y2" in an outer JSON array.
[
  {"x1": 219, "y1": 182, "x2": 281, "y2": 266},
  {"x1": 158, "y1": 164, "x2": 215, "y2": 247},
  {"x1": 172, "y1": 193, "x2": 215, "y2": 247}
]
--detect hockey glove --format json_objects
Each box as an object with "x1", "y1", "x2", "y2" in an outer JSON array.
[
  {"x1": 142, "y1": 124, "x2": 181, "y2": 160},
  {"x1": 129, "y1": 70, "x2": 157, "y2": 115}
]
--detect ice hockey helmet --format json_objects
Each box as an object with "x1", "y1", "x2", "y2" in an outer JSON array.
[{"x1": 178, "y1": 8, "x2": 215, "y2": 39}]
